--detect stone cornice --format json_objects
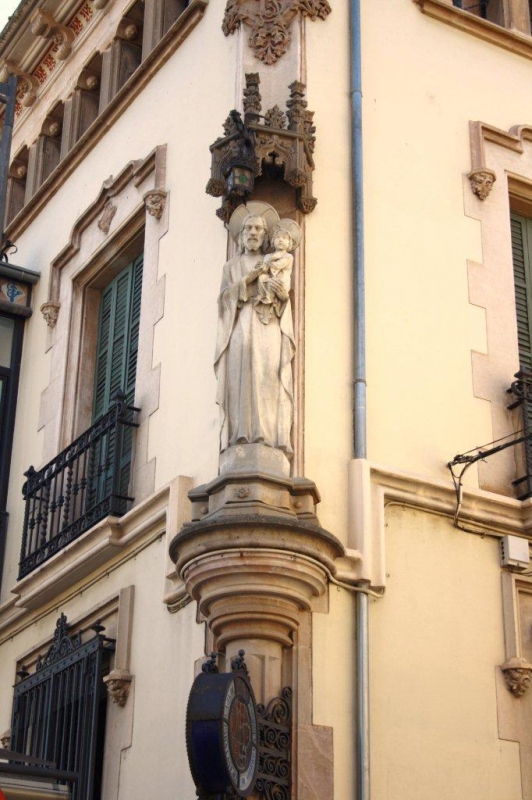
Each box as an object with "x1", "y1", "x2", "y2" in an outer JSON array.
[
  {"x1": 5, "y1": 0, "x2": 208, "y2": 242},
  {"x1": 370, "y1": 461, "x2": 532, "y2": 538},
  {"x1": 349, "y1": 460, "x2": 532, "y2": 588},
  {"x1": 414, "y1": 0, "x2": 532, "y2": 61}
]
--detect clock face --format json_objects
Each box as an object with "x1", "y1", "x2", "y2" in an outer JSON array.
[{"x1": 222, "y1": 675, "x2": 259, "y2": 795}]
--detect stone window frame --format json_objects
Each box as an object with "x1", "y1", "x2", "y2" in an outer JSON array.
[
  {"x1": 39, "y1": 145, "x2": 167, "y2": 509},
  {"x1": 465, "y1": 121, "x2": 532, "y2": 496},
  {"x1": 4, "y1": 0, "x2": 208, "y2": 242},
  {"x1": 415, "y1": 0, "x2": 532, "y2": 59}
]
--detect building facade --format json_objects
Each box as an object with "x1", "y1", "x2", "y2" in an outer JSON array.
[{"x1": 0, "y1": 0, "x2": 532, "y2": 799}]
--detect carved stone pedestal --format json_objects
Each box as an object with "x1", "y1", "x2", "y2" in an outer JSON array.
[{"x1": 170, "y1": 446, "x2": 353, "y2": 799}]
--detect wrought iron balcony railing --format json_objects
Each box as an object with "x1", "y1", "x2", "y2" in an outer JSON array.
[
  {"x1": 19, "y1": 393, "x2": 139, "y2": 579},
  {"x1": 507, "y1": 369, "x2": 532, "y2": 500}
]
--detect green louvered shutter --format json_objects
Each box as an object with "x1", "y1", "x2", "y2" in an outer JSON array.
[
  {"x1": 511, "y1": 213, "x2": 532, "y2": 370},
  {"x1": 91, "y1": 256, "x2": 143, "y2": 508},
  {"x1": 93, "y1": 254, "x2": 143, "y2": 420},
  {"x1": 511, "y1": 213, "x2": 532, "y2": 498}
]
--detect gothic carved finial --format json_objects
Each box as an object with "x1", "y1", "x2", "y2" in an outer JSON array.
[
  {"x1": 468, "y1": 168, "x2": 496, "y2": 200},
  {"x1": 98, "y1": 201, "x2": 117, "y2": 234},
  {"x1": 103, "y1": 668, "x2": 132, "y2": 707},
  {"x1": 41, "y1": 302, "x2": 60, "y2": 328},
  {"x1": 264, "y1": 105, "x2": 287, "y2": 129},
  {"x1": 501, "y1": 657, "x2": 532, "y2": 697},
  {"x1": 30, "y1": 9, "x2": 75, "y2": 60},
  {"x1": 243, "y1": 73, "x2": 261, "y2": 124},
  {"x1": 222, "y1": 0, "x2": 332, "y2": 65},
  {"x1": 143, "y1": 189, "x2": 167, "y2": 220}
]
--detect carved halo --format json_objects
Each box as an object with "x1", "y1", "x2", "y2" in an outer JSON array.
[{"x1": 228, "y1": 201, "x2": 280, "y2": 240}]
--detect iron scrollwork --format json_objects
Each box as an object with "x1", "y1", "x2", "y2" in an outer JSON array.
[{"x1": 255, "y1": 687, "x2": 292, "y2": 800}]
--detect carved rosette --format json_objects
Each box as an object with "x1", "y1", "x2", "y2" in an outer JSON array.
[
  {"x1": 207, "y1": 74, "x2": 317, "y2": 221},
  {"x1": 103, "y1": 668, "x2": 132, "y2": 707},
  {"x1": 143, "y1": 189, "x2": 168, "y2": 220},
  {"x1": 30, "y1": 10, "x2": 75, "y2": 61},
  {"x1": 41, "y1": 301, "x2": 60, "y2": 328},
  {"x1": 98, "y1": 201, "x2": 117, "y2": 234},
  {"x1": 501, "y1": 657, "x2": 532, "y2": 697},
  {"x1": 222, "y1": 0, "x2": 332, "y2": 65},
  {"x1": 468, "y1": 168, "x2": 496, "y2": 200}
]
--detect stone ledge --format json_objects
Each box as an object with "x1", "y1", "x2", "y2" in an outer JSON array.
[
  {"x1": 9, "y1": 482, "x2": 174, "y2": 613},
  {"x1": 414, "y1": 0, "x2": 532, "y2": 60}
]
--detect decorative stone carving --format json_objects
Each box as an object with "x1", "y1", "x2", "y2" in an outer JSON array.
[
  {"x1": 103, "y1": 668, "x2": 132, "y2": 706},
  {"x1": 222, "y1": 0, "x2": 332, "y2": 65},
  {"x1": 92, "y1": 0, "x2": 110, "y2": 8},
  {"x1": 30, "y1": 9, "x2": 75, "y2": 61},
  {"x1": 143, "y1": 189, "x2": 167, "y2": 219},
  {"x1": 0, "y1": 60, "x2": 39, "y2": 107},
  {"x1": 468, "y1": 168, "x2": 496, "y2": 200},
  {"x1": 501, "y1": 657, "x2": 532, "y2": 697},
  {"x1": 264, "y1": 105, "x2": 286, "y2": 129},
  {"x1": 98, "y1": 201, "x2": 117, "y2": 234},
  {"x1": 215, "y1": 203, "x2": 300, "y2": 457},
  {"x1": 0, "y1": 728, "x2": 11, "y2": 749},
  {"x1": 207, "y1": 74, "x2": 317, "y2": 221},
  {"x1": 40, "y1": 301, "x2": 60, "y2": 328}
]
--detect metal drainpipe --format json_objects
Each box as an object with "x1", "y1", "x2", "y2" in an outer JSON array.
[{"x1": 350, "y1": 1, "x2": 370, "y2": 800}]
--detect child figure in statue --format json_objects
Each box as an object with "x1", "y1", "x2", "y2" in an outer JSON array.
[{"x1": 254, "y1": 220, "x2": 300, "y2": 325}]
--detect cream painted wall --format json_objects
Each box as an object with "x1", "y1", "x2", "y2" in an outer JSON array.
[
  {"x1": 370, "y1": 505, "x2": 521, "y2": 799},
  {"x1": 358, "y1": 0, "x2": 532, "y2": 487}
]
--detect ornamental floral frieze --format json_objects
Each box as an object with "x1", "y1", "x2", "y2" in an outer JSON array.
[{"x1": 222, "y1": 0, "x2": 332, "y2": 65}]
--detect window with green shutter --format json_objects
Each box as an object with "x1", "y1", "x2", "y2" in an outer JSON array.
[
  {"x1": 510, "y1": 212, "x2": 532, "y2": 498},
  {"x1": 93, "y1": 254, "x2": 143, "y2": 420},
  {"x1": 91, "y1": 255, "x2": 143, "y2": 502},
  {"x1": 511, "y1": 213, "x2": 532, "y2": 371}
]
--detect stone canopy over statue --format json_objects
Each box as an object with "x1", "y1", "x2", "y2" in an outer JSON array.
[{"x1": 214, "y1": 202, "x2": 301, "y2": 468}]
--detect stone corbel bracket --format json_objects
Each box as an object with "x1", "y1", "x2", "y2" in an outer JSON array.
[
  {"x1": 40, "y1": 301, "x2": 60, "y2": 328},
  {"x1": 143, "y1": 189, "x2": 168, "y2": 219},
  {"x1": 30, "y1": 9, "x2": 75, "y2": 61},
  {"x1": 103, "y1": 668, "x2": 133, "y2": 706},
  {"x1": 500, "y1": 657, "x2": 532, "y2": 697},
  {"x1": 222, "y1": 0, "x2": 331, "y2": 65},
  {"x1": 207, "y1": 73, "x2": 317, "y2": 222},
  {"x1": 0, "y1": 59, "x2": 39, "y2": 107}
]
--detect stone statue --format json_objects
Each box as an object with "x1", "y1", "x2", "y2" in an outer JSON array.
[{"x1": 214, "y1": 203, "x2": 300, "y2": 457}]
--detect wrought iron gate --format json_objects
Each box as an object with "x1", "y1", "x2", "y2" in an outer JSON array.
[{"x1": 11, "y1": 614, "x2": 114, "y2": 800}]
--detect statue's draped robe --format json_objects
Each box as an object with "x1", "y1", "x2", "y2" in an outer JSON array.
[{"x1": 214, "y1": 254, "x2": 295, "y2": 454}]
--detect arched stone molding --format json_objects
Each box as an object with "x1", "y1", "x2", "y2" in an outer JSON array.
[
  {"x1": 465, "y1": 122, "x2": 532, "y2": 496},
  {"x1": 39, "y1": 145, "x2": 168, "y2": 504}
]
